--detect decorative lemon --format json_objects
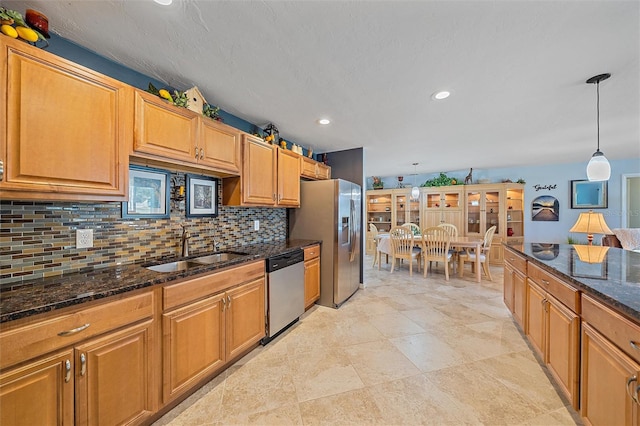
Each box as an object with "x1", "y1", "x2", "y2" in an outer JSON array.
[
  {"x1": 15, "y1": 25, "x2": 38, "y2": 42},
  {"x1": 1, "y1": 24, "x2": 18, "y2": 38},
  {"x1": 158, "y1": 89, "x2": 173, "y2": 102}
]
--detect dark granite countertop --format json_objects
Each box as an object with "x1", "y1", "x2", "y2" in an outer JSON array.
[
  {"x1": 0, "y1": 239, "x2": 320, "y2": 324},
  {"x1": 505, "y1": 243, "x2": 640, "y2": 322}
]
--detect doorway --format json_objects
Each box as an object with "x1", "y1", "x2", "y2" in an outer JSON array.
[{"x1": 622, "y1": 173, "x2": 640, "y2": 228}]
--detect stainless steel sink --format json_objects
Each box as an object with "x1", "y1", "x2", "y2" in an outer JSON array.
[
  {"x1": 145, "y1": 252, "x2": 248, "y2": 273},
  {"x1": 192, "y1": 252, "x2": 246, "y2": 264},
  {"x1": 145, "y1": 260, "x2": 205, "y2": 273}
]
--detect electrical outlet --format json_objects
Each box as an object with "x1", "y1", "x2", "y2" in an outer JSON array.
[
  {"x1": 76, "y1": 229, "x2": 93, "y2": 249},
  {"x1": 254, "y1": 220, "x2": 260, "y2": 231}
]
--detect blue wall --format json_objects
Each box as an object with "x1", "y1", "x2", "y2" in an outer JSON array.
[
  {"x1": 369, "y1": 158, "x2": 639, "y2": 243},
  {"x1": 45, "y1": 34, "x2": 293, "y2": 144}
]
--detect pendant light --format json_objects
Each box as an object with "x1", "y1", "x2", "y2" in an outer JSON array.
[
  {"x1": 585, "y1": 73, "x2": 611, "y2": 181},
  {"x1": 411, "y1": 163, "x2": 420, "y2": 200}
]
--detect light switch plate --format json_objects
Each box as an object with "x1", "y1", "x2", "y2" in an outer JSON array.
[{"x1": 76, "y1": 229, "x2": 93, "y2": 249}]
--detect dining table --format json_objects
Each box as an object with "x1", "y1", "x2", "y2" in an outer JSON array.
[{"x1": 376, "y1": 234, "x2": 485, "y2": 283}]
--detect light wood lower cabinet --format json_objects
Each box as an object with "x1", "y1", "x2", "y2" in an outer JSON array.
[
  {"x1": 581, "y1": 295, "x2": 640, "y2": 426},
  {"x1": 75, "y1": 320, "x2": 156, "y2": 426},
  {"x1": 503, "y1": 247, "x2": 527, "y2": 330},
  {"x1": 0, "y1": 36, "x2": 131, "y2": 202},
  {"x1": 0, "y1": 289, "x2": 157, "y2": 426},
  {"x1": 0, "y1": 349, "x2": 74, "y2": 425},
  {"x1": 303, "y1": 245, "x2": 321, "y2": 309},
  {"x1": 161, "y1": 262, "x2": 266, "y2": 403},
  {"x1": 526, "y1": 277, "x2": 580, "y2": 409}
]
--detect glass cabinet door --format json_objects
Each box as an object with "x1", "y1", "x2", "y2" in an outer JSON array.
[
  {"x1": 485, "y1": 190, "x2": 501, "y2": 235},
  {"x1": 408, "y1": 195, "x2": 420, "y2": 228},
  {"x1": 466, "y1": 189, "x2": 501, "y2": 236},
  {"x1": 393, "y1": 193, "x2": 408, "y2": 227},
  {"x1": 466, "y1": 191, "x2": 481, "y2": 235},
  {"x1": 506, "y1": 187, "x2": 524, "y2": 239}
]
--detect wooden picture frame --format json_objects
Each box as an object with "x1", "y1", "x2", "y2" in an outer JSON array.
[
  {"x1": 186, "y1": 174, "x2": 218, "y2": 217},
  {"x1": 122, "y1": 165, "x2": 171, "y2": 219},
  {"x1": 571, "y1": 180, "x2": 608, "y2": 209}
]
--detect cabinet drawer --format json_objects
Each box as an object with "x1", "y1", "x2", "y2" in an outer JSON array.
[
  {"x1": 582, "y1": 295, "x2": 640, "y2": 364},
  {"x1": 528, "y1": 263, "x2": 580, "y2": 313},
  {"x1": 504, "y1": 248, "x2": 526, "y2": 274},
  {"x1": 304, "y1": 244, "x2": 320, "y2": 260},
  {"x1": 0, "y1": 291, "x2": 154, "y2": 370},
  {"x1": 163, "y1": 260, "x2": 265, "y2": 310}
]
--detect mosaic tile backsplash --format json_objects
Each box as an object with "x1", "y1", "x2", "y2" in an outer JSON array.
[{"x1": 0, "y1": 172, "x2": 286, "y2": 286}]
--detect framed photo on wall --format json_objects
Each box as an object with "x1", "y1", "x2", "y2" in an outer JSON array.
[
  {"x1": 186, "y1": 174, "x2": 218, "y2": 217},
  {"x1": 571, "y1": 180, "x2": 608, "y2": 209},
  {"x1": 122, "y1": 165, "x2": 170, "y2": 219}
]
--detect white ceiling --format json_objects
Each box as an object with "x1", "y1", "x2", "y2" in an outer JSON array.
[{"x1": 5, "y1": 0, "x2": 639, "y2": 177}]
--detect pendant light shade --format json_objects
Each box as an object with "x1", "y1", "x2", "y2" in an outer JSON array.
[
  {"x1": 411, "y1": 163, "x2": 419, "y2": 200},
  {"x1": 585, "y1": 73, "x2": 611, "y2": 182}
]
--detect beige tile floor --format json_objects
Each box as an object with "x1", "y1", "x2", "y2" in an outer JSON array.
[{"x1": 154, "y1": 255, "x2": 582, "y2": 425}]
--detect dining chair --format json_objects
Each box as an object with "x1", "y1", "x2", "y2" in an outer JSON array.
[
  {"x1": 437, "y1": 223, "x2": 460, "y2": 273},
  {"x1": 457, "y1": 225, "x2": 497, "y2": 281},
  {"x1": 402, "y1": 222, "x2": 421, "y2": 236},
  {"x1": 369, "y1": 223, "x2": 382, "y2": 267},
  {"x1": 421, "y1": 226, "x2": 452, "y2": 280},
  {"x1": 388, "y1": 226, "x2": 421, "y2": 276}
]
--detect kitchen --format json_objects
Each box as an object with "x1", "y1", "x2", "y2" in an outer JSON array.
[{"x1": 1, "y1": 1, "x2": 639, "y2": 425}]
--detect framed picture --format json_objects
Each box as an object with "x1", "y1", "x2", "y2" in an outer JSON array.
[
  {"x1": 531, "y1": 195, "x2": 559, "y2": 221},
  {"x1": 186, "y1": 174, "x2": 218, "y2": 217},
  {"x1": 571, "y1": 180, "x2": 608, "y2": 209},
  {"x1": 122, "y1": 165, "x2": 170, "y2": 219}
]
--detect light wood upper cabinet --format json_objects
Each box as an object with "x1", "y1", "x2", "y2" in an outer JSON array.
[
  {"x1": 300, "y1": 156, "x2": 331, "y2": 180},
  {"x1": 223, "y1": 136, "x2": 300, "y2": 207},
  {"x1": 0, "y1": 37, "x2": 131, "y2": 202},
  {"x1": 133, "y1": 90, "x2": 241, "y2": 175}
]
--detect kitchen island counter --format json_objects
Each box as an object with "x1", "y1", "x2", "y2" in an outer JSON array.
[
  {"x1": 506, "y1": 243, "x2": 640, "y2": 321},
  {"x1": 0, "y1": 239, "x2": 320, "y2": 323}
]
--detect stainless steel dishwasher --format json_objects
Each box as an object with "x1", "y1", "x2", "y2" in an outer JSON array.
[{"x1": 262, "y1": 249, "x2": 305, "y2": 344}]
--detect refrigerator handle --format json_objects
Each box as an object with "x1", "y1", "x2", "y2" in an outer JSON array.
[{"x1": 349, "y1": 199, "x2": 356, "y2": 262}]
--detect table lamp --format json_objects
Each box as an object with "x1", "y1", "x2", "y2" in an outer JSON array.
[{"x1": 569, "y1": 210, "x2": 613, "y2": 245}]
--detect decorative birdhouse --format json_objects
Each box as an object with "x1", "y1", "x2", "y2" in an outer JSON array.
[{"x1": 185, "y1": 86, "x2": 207, "y2": 115}]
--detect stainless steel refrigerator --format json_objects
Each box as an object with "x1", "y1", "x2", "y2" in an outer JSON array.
[{"x1": 289, "y1": 179, "x2": 361, "y2": 308}]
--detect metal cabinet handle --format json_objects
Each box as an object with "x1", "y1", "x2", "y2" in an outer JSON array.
[
  {"x1": 80, "y1": 353, "x2": 86, "y2": 376},
  {"x1": 273, "y1": 193, "x2": 276, "y2": 201},
  {"x1": 0, "y1": 159, "x2": 3, "y2": 180},
  {"x1": 195, "y1": 149, "x2": 199, "y2": 159},
  {"x1": 631, "y1": 341, "x2": 639, "y2": 351},
  {"x1": 541, "y1": 279, "x2": 550, "y2": 285},
  {"x1": 200, "y1": 148, "x2": 204, "y2": 159},
  {"x1": 227, "y1": 295, "x2": 231, "y2": 308},
  {"x1": 64, "y1": 360, "x2": 71, "y2": 383},
  {"x1": 58, "y1": 323, "x2": 90, "y2": 336},
  {"x1": 627, "y1": 376, "x2": 639, "y2": 403},
  {"x1": 222, "y1": 297, "x2": 226, "y2": 311}
]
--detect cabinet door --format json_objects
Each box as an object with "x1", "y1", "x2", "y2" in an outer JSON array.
[
  {"x1": 316, "y1": 163, "x2": 331, "y2": 180},
  {"x1": 75, "y1": 320, "x2": 155, "y2": 426},
  {"x1": 441, "y1": 210, "x2": 463, "y2": 233},
  {"x1": 162, "y1": 295, "x2": 225, "y2": 403},
  {"x1": 0, "y1": 349, "x2": 74, "y2": 426},
  {"x1": 276, "y1": 149, "x2": 300, "y2": 207},
  {"x1": 512, "y1": 269, "x2": 527, "y2": 330},
  {"x1": 547, "y1": 295, "x2": 580, "y2": 409},
  {"x1": 243, "y1": 137, "x2": 276, "y2": 205},
  {"x1": 199, "y1": 119, "x2": 241, "y2": 173},
  {"x1": 424, "y1": 210, "x2": 442, "y2": 228},
  {"x1": 225, "y1": 278, "x2": 266, "y2": 361},
  {"x1": 526, "y1": 281, "x2": 546, "y2": 360},
  {"x1": 133, "y1": 90, "x2": 198, "y2": 163},
  {"x1": 581, "y1": 322, "x2": 640, "y2": 426},
  {"x1": 1, "y1": 38, "x2": 130, "y2": 201},
  {"x1": 503, "y1": 264, "x2": 515, "y2": 313},
  {"x1": 304, "y1": 257, "x2": 321, "y2": 309},
  {"x1": 300, "y1": 156, "x2": 317, "y2": 179}
]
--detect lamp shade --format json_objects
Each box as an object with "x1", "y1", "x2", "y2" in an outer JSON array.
[
  {"x1": 586, "y1": 151, "x2": 611, "y2": 181},
  {"x1": 569, "y1": 210, "x2": 613, "y2": 244},
  {"x1": 573, "y1": 244, "x2": 609, "y2": 263}
]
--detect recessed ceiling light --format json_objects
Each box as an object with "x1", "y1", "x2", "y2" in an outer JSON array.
[
  {"x1": 317, "y1": 118, "x2": 331, "y2": 125},
  {"x1": 153, "y1": 0, "x2": 173, "y2": 5},
  {"x1": 432, "y1": 91, "x2": 450, "y2": 100}
]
